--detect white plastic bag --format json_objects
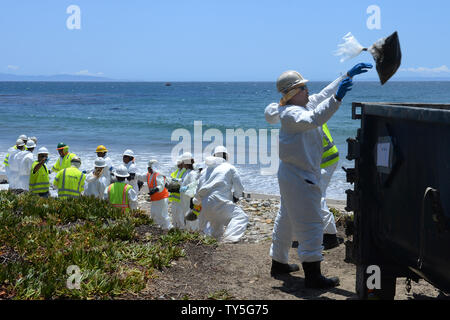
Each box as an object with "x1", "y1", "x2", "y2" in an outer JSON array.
[{"x1": 334, "y1": 32, "x2": 365, "y2": 63}]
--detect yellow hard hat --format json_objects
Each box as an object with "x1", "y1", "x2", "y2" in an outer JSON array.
[{"x1": 96, "y1": 145, "x2": 108, "y2": 153}]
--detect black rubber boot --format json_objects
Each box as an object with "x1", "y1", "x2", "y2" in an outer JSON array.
[
  {"x1": 322, "y1": 234, "x2": 341, "y2": 250},
  {"x1": 270, "y1": 259, "x2": 300, "y2": 277},
  {"x1": 302, "y1": 261, "x2": 340, "y2": 289}
]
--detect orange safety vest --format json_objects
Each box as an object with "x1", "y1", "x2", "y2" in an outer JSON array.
[{"x1": 147, "y1": 172, "x2": 169, "y2": 201}]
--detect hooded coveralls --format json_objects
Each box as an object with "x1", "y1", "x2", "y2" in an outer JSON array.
[
  {"x1": 179, "y1": 169, "x2": 201, "y2": 231},
  {"x1": 193, "y1": 157, "x2": 248, "y2": 243},
  {"x1": 6, "y1": 146, "x2": 21, "y2": 189},
  {"x1": 264, "y1": 76, "x2": 344, "y2": 263},
  {"x1": 17, "y1": 150, "x2": 35, "y2": 191},
  {"x1": 85, "y1": 172, "x2": 109, "y2": 198},
  {"x1": 137, "y1": 171, "x2": 173, "y2": 230}
]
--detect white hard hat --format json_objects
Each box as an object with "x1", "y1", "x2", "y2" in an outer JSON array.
[
  {"x1": 205, "y1": 156, "x2": 217, "y2": 166},
  {"x1": 213, "y1": 146, "x2": 228, "y2": 155},
  {"x1": 18, "y1": 134, "x2": 28, "y2": 141},
  {"x1": 114, "y1": 165, "x2": 130, "y2": 178},
  {"x1": 29, "y1": 136, "x2": 37, "y2": 143},
  {"x1": 38, "y1": 147, "x2": 49, "y2": 155},
  {"x1": 276, "y1": 70, "x2": 309, "y2": 94},
  {"x1": 147, "y1": 159, "x2": 158, "y2": 168},
  {"x1": 16, "y1": 139, "x2": 25, "y2": 147},
  {"x1": 176, "y1": 155, "x2": 182, "y2": 165},
  {"x1": 94, "y1": 158, "x2": 107, "y2": 168},
  {"x1": 71, "y1": 156, "x2": 81, "y2": 164},
  {"x1": 26, "y1": 140, "x2": 36, "y2": 149},
  {"x1": 123, "y1": 149, "x2": 134, "y2": 158},
  {"x1": 181, "y1": 152, "x2": 194, "y2": 164},
  {"x1": 194, "y1": 162, "x2": 205, "y2": 170}
]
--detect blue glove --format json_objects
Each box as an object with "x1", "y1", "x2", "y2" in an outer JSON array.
[
  {"x1": 180, "y1": 186, "x2": 188, "y2": 193},
  {"x1": 82, "y1": 170, "x2": 87, "y2": 174},
  {"x1": 347, "y1": 63, "x2": 373, "y2": 78},
  {"x1": 335, "y1": 77, "x2": 353, "y2": 101}
]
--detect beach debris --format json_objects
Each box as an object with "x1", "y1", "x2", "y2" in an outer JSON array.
[{"x1": 335, "y1": 31, "x2": 402, "y2": 85}]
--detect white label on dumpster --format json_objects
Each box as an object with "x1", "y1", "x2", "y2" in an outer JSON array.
[{"x1": 377, "y1": 142, "x2": 390, "y2": 167}]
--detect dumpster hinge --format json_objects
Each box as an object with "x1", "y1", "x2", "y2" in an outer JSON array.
[
  {"x1": 345, "y1": 189, "x2": 360, "y2": 212},
  {"x1": 342, "y1": 167, "x2": 357, "y2": 184},
  {"x1": 346, "y1": 138, "x2": 361, "y2": 160}
]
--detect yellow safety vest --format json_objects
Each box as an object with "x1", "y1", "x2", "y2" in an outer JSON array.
[
  {"x1": 168, "y1": 168, "x2": 186, "y2": 203},
  {"x1": 54, "y1": 167, "x2": 86, "y2": 199},
  {"x1": 3, "y1": 145, "x2": 17, "y2": 167},
  {"x1": 321, "y1": 123, "x2": 340, "y2": 169},
  {"x1": 108, "y1": 182, "x2": 133, "y2": 213},
  {"x1": 52, "y1": 153, "x2": 77, "y2": 173},
  {"x1": 29, "y1": 161, "x2": 50, "y2": 194}
]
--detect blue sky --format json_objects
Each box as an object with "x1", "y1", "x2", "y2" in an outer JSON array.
[{"x1": 1, "y1": 0, "x2": 449, "y2": 81}]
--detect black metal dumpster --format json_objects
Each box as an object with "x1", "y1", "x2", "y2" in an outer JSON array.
[{"x1": 345, "y1": 102, "x2": 450, "y2": 299}]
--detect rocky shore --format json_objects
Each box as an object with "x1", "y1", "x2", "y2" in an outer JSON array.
[{"x1": 136, "y1": 193, "x2": 349, "y2": 243}]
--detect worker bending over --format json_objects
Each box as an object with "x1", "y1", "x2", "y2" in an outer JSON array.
[{"x1": 193, "y1": 146, "x2": 248, "y2": 243}]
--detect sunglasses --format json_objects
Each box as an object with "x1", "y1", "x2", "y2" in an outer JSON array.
[{"x1": 298, "y1": 85, "x2": 308, "y2": 91}]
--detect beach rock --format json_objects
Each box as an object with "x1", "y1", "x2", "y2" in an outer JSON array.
[{"x1": 137, "y1": 195, "x2": 345, "y2": 244}]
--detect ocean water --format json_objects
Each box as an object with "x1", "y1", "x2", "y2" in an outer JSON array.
[{"x1": 1, "y1": 81, "x2": 449, "y2": 199}]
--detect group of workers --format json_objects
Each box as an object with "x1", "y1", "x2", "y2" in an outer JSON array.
[
  {"x1": 2, "y1": 61, "x2": 373, "y2": 290},
  {"x1": 2, "y1": 138, "x2": 249, "y2": 243}
]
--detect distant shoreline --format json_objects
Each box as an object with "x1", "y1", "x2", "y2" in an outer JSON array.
[
  {"x1": 0, "y1": 78, "x2": 450, "y2": 82},
  {"x1": 1, "y1": 79, "x2": 450, "y2": 83}
]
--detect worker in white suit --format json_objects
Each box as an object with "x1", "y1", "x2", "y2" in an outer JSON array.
[
  {"x1": 193, "y1": 146, "x2": 248, "y2": 243},
  {"x1": 85, "y1": 158, "x2": 109, "y2": 198},
  {"x1": 178, "y1": 152, "x2": 200, "y2": 231},
  {"x1": 17, "y1": 140, "x2": 37, "y2": 190},
  {"x1": 264, "y1": 63, "x2": 372, "y2": 288},
  {"x1": 122, "y1": 149, "x2": 139, "y2": 192},
  {"x1": 137, "y1": 159, "x2": 173, "y2": 230},
  {"x1": 5, "y1": 139, "x2": 26, "y2": 190}
]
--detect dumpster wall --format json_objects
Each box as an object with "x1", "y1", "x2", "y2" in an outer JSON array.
[{"x1": 349, "y1": 102, "x2": 450, "y2": 293}]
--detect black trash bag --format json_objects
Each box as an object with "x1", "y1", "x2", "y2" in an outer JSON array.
[
  {"x1": 335, "y1": 31, "x2": 402, "y2": 85},
  {"x1": 364, "y1": 31, "x2": 402, "y2": 85},
  {"x1": 166, "y1": 180, "x2": 181, "y2": 193}
]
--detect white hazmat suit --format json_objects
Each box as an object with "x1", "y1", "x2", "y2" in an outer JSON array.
[
  {"x1": 85, "y1": 173, "x2": 108, "y2": 198},
  {"x1": 320, "y1": 162, "x2": 338, "y2": 235},
  {"x1": 137, "y1": 171, "x2": 173, "y2": 230},
  {"x1": 180, "y1": 169, "x2": 200, "y2": 231},
  {"x1": 17, "y1": 150, "x2": 35, "y2": 191},
  {"x1": 265, "y1": 76, "x2": 344, "y2": 263},
  {"x1": 124, "y1": 161, "x2": 139, "y2": 192},
  {"x1": 193, "y1": 156, "x2": 248, "y2": 243},
  {"x1": 6, "y1": 146, "x2": 21, "y2": 189},
  {"x1": 100, "y1": 156, "x2": 114, "y2": 186}
]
